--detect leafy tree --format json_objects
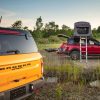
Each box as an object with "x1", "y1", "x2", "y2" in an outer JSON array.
[
  {"x1": 62, "y1": 24, "x2": 70, "y2": 31},
  {"x1": 92, "y1": 28, "x2": 97, "y2": 37},
  {"x1": 43, "y1": 21, "x2": 59, "y2": 37},
  {"x1": 45, "y1": 23, "x2": 50, "y2": 32},
  {"x1": 49, "y1": 22, "x2": 55, "y2": 30},
  {"x1": 33, "y1": 16, "x2": 44, "y2": 38},
  {"x1": 36, "y1": 16, "x2": 43, "y2": 30},
  {"x1": 45, "y1": 22, "x2": 59, "y2": 31},
  {"x1": 12, "y1": 20, "x2": 22, "y2": 29},
  {"x1": 55, "y1": 25, "x2": 59, "y2": 31},
  {"x1": 61, "y1": 24, "x2": 73, "y2": 36},
  {"x1": 97, "y1": 26, "x2": 100, "y2": 33}
]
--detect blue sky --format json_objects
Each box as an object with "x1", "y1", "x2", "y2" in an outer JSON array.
[{"x1": 0, "y1": 0, "x2": 100, "y2": 29}]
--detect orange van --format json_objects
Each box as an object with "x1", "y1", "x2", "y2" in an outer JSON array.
[{"x1": 0, "y1": 27, "x2": 44, "y2": 100}]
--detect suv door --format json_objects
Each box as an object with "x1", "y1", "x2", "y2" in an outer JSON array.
[{"x1": 88, "y1": 39, "x2": 100, "y2": 55}]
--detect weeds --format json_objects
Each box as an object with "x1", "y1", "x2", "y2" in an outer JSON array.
[
  {"x1": 44, "y1": 64, "x2": 83, "y2": 83},
  {"x1": 27, "y1": 50, "x2": 100, "y2": 100},
  {"x1": 55, "y1": 84, "x2": 62, "y2": 100}
]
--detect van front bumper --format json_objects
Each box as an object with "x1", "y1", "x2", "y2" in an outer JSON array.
[{"x1": 0, "y1": 77, "x2": 44, "y2": 100}]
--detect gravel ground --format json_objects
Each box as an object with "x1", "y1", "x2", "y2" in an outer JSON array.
[{"x1": 27, "y1": 82, "x2": 100, "y2": 100}]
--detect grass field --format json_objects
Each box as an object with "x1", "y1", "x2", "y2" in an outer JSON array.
[{"x1": 37, "y1": 43, "x2": 61, "y2": 50}]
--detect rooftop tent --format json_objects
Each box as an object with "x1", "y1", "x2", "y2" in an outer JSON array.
[{"x1": 73, "y1": 21, "x2": 92, "y2": 37}]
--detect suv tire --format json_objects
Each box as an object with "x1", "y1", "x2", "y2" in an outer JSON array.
[{"x1": 70, "y1": 51, "x2": 80, "y2": 60}]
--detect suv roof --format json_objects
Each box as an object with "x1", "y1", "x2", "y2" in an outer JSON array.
[{"x1": 0, "y1": 27, "x2": 32, "y2": 36}]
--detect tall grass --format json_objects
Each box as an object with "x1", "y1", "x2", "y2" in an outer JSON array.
[
  {"x1": 42, "y1": 50, "x2": 100, "y2": 84},
  {"x1": 37, "y1": 43, "x2": 61, "y2": 50},
  {"x1": 27, "y1": 47, "x2": 100, "y2": 100}
]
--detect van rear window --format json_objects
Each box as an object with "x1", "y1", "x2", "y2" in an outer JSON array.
[{"x1": 0, "y1": 34, "x2": 38, "y2": 55}]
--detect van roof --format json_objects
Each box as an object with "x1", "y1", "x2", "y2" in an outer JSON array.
[{"x1": 0, "y1": 27, "x2": 32, "y2": 36}]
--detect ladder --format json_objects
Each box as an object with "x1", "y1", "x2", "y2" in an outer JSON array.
[{"x1": 80, "y1": 36, "x2": 88, "y2": 63}]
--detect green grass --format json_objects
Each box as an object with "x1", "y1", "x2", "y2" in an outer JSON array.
[
  {"x1": 44, "y1": 64, "x2": 83, "y2": 83},
  {"x1": 37, "y1": 43, "x2": 61, "y2": 50}
]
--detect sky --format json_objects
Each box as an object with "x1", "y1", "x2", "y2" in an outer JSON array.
[{"x1": 0, "y1": 0, "x2": 100, "y2": 29}]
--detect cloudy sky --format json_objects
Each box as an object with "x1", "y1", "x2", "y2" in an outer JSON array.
[{"x1": 0, "y1": 0, "x2": 100, "y2": 29}]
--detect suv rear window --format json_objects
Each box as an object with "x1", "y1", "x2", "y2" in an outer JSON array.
[{"x1": 0, "y1": 34, "x2": 38, "y2": 55}]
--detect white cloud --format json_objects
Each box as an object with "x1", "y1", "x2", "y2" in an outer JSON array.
[{"x1": 0, "y1": 8, "x2": 16, "y2": 17}]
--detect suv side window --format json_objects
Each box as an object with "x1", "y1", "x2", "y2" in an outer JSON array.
[
  {"x1": 89, "y1": 40, "x2": 94, "y2": 45},
  {"x1": 67, "y1": 38, "x2": 74, "y2": 44},
  {"x1": 81, "y1": 39, "x2": 86, "y2": 45},
  {"x1": 89, "y1": 39, "x2": 99, "y2": 45}
]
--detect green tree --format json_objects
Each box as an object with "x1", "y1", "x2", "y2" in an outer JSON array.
[
  {"x1": 45, "y1": 23, "x2": 50, "y2": 32},
  {"x1": 92, "y1": 28, "x2": 97, "y2": 37},
  {"x1": 33, "y1": 16, "x2": 44, "y2": 38},
  {"x1": 45, "y1": 22, "x2": 59, "y2": 31},
  {"x1": 49, "y1": 22, "x2": 55, "y2": 30},
  {"x1": 12, "y1": 20, "x2": 22, "y2": 29},
  {"x1": 61, "y1": 24, "x2": 71, "y2": 36},
  {"x1": 36, "y1": 16, "x2": 43, "y2": 30},
  {"x1": 62, "y1": 24, "x2": 70, "y2": 31},
  {"x1": 43, "y1": 22, "x2": 59, "y2": 37},
  {"x1": 97, "y1": 26, "x2": 100, "y2": 33},
  {"x1": 55, "y1": 25, "x2": 59, "y2": 31}
]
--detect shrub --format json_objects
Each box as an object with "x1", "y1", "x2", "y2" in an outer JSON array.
[
  {"x1": 36, "y1": 38, "x2": 49, "y2": 44},
  {"x1": 48, "y1": 36, "x2": 62, "y2": 43}
]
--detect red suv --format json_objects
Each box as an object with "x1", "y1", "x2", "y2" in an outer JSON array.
[{"x1": 58, "y1": 36, "x2": 100, "y2": 60}]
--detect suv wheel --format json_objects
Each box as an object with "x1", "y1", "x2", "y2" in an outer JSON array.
[{"x1": 70, "y1": 51, "x2": 80, "y2": 60}]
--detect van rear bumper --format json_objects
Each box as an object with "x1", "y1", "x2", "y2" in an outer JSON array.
[{"x1": 0, "y1": 77, "x2": 44, "y2": 100}]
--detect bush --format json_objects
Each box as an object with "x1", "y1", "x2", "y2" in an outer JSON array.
[
  {"x1": 36, "y1": 38, "x2": 49, "y2": 44},
  {"x1": 48, "y1": 36, "x2": 62, "y2": 43},
  {"x1": 35, "y1": 36, "x2": 63, "y2": 44}
]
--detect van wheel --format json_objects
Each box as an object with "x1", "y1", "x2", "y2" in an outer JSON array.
[{"x1": 70, "y1": 51, "x2": 80, "y2": 60}]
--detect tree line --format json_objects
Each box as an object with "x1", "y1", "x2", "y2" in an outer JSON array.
[{"x1": 11, "y1": 16, "x2": 100, "y2": 43}]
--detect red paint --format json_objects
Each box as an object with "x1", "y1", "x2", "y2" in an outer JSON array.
[
  {"x1": 0, "y1": 30, "x2": 20, "y2": 35},
  {"x1": 58, "y1": 37, "x2": 100, "y2": 55}
]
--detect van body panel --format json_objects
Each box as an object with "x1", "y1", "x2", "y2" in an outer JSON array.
[{"x1": 0, "y1": 53, "x2": 43, "y2": 92}]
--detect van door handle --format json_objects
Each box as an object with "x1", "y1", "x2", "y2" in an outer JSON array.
[
  {"x1": 13, "y1": 79, "x2": 20, "y2": 82},
  {"x1": 13, "y1": 77, "x2": 26, "y2": 82}
]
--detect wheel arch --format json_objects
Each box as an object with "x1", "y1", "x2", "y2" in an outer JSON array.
[{"x1": 69, "y1": 49, "x2": 80, "y2": 55}]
